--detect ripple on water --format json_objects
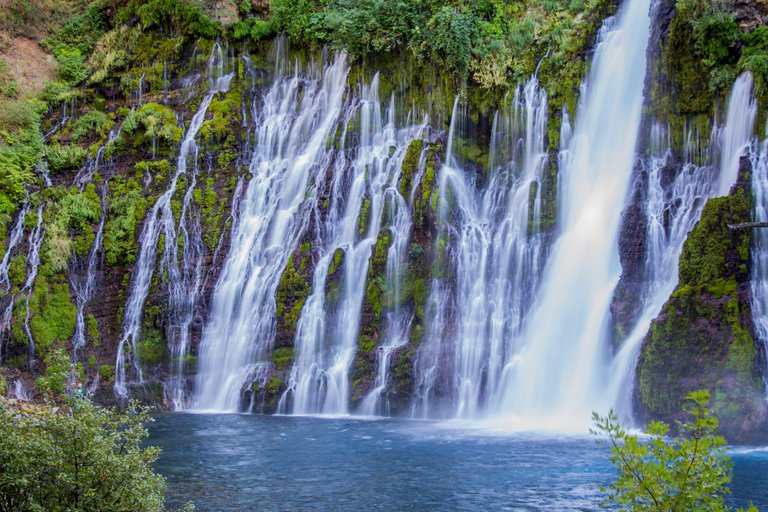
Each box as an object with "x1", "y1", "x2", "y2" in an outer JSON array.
[{"x1": 148, "y1": 414, "x2": 768, "y2": 512}]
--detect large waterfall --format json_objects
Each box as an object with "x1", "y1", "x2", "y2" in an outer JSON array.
[
  {"x1": 194, "y1": 49, "x2": 348, "y2": 411},
  {"x1": 89, "y1": 0, "x2": 764, "y2": 424},
  {"x1": 486, "y1": 0, "x2": 651, "y2": 428},
  {"x1": 751, "y1": 121, "x2": 768, "y2": 398}
]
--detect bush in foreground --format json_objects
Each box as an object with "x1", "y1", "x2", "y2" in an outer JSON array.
[
  {"x1": 592, "y1": 390, "x2": 757, "y2": 512},
  {"x1": 0, "y1": 396, "x2": 191, "y2": 512}
]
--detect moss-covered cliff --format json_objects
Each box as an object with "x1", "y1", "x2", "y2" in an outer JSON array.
[
  {"x1": 0, "y1": 0, "x2": 766, "y2": 441},
  {"x1": 635, "y1": 157, "x2": 768, "y2": 442}
]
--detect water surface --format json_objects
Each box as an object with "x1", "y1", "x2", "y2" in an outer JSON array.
[{"x1": 149, "y1": 414, "x2": 768, "y2": 511}]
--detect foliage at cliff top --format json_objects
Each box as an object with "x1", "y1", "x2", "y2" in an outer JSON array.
[
  {"x1": 0, "y1": 396, "x2": 192, "y2": 512},
  {"x1": 593, "y1": 390, "x2": 758, "y2": 512},
  {"x1": 252, "y1": 0, "x2": 618, "y2": 91}
]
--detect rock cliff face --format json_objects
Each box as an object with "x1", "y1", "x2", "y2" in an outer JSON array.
[{"x1": 635, "y1": 157, "x2": 768, "y2": 442}]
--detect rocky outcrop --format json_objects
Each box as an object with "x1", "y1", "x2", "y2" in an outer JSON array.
[
  {"x1": 635, "y1": 156, "x2": 768, "y2": 443},
  {"x1": 729, "y1": 0, "x2": 768, "y2": 32}
]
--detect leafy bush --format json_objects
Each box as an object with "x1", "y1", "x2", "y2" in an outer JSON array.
[
  {"x1": 42, "y1": 1, "x2": 109, "y2": 56},
  {"x1": 118, "y1": 0, "x2": 221, "y2": 39},
  {"x1": 137, "y1": 327, "x2": 166, "y2": 365},
  {"x1": 69, "y1": 110, "x2": 113, "y2": 143},
  {"x1": 270, "y1": 0, "x2": 319, "y2": 42},
  {"x1": 423, "y1": 7, "x2": 476, "y2": 80},
  {"x1": 592, "y1": 390, "x2": 758, "y2": 512},
  {"x1": 739, "y1": 26, "x2": 768, "y2": 97},
  {"x1": 28, "y1": 276, "x2": 76, "y2": 353},
  {"x1": 0, "y1": 397, "x2": 191, "y2": 511},
  {"x1": 104, "y1": 185, "x2": 148, "y2": 266},
  {"x1": 46, "y1": 143, "x2": 87, "y2": 172},
  {"x1": 318, "y1": 0, "x2": 426, "y2": 56},
  {"x1": 53, "y1": 47, "x2": 89, "y2": 85},
  {"x1": 0, "y1": 60, "x2": 18, "y2": 99},
  {"x1": 35, "y1": 348, "x2": 72, "y2": 396},
  {"x1": 120, "y1": 102, "x2": 182, "y2": 149}
]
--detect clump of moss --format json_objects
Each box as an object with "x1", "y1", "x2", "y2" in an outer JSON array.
[
  {"x1": 136, "y1": 327, "x2": 166, "y2": 365},
  {"x1": 104, "y1": 179, "x2": 149, "y2": 266},
  {"x1": 28, "y1": 275, "x2": 76, "y2": 355},
  {"x1": 400, "y1": 139, "x2": 424, "y2": 198},
  {"x1": 275, "y1": 250, "x2": 312, "y2": 334}
]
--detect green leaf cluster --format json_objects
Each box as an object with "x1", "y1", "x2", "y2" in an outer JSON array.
[
  {"x1": 592, "y1": 390, "x2": 758, "y2": 512},
  {"x1": 0, "y1": 397, "x2": 190, "y2": 511}
]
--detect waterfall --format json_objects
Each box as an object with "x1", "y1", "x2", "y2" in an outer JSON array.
[
  {"x1": 12, "y1": 380, "x2": 30, "y2": 401},
  {"x1": 281, "y1": 75, "x2": 424, "y2": 416},
  {"x1": 23, "y1": 205, "x2": 45, "y2": 362},
  {"x1": 410, "y1": 77, "x2": 550, "y2": 418},
  {"x1": 71, "y1": 189, "x2": 106, "y2": 353},
  {"x1": 491, "y1": 0, "x2": 651, "y2": 429},
  {"x1": 0, "y1": 202, "x2": 29, "y2": 291},
  {"x1": 607, "y1": 122, "x2": 719, "y2": 414},
  {"x1": 751, "y1": 122, "x2": 768, "y2": 398},
  {"x1": 114, "y1": 45, "x2": 234, "y2": 400},
  {"x1": 717, "y1": 72, "x2": 757, "y2": 196},
  {"x1": 358, "y1": 173, "x2": 420, "y2": 416},
  {"x1": 194, "y1": 50, "x2": 349, "y2": 412},
  {"x1": 163, "y1": 147, "x2": 206, "y2": 409}
]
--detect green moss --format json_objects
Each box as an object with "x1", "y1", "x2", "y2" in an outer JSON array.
[
  {"x1": 136, "y1": 327, "x2": 166, "y2": 365},
  {"x1": 99, "y1": 364, "x2": 115, "y2": 382},
  {"x1": 104, "y1": 179, "x2": 149, "y2": 266},
  {"x1": 86, "y1": 313, "x2": 100, "y2": 347},
  {"x1": 8, "y1": 253, "x2": 26, "y2": 288},
  {"x1": 271, "y1": 347, "x2": 294, "y2": 370},
  {"x1": 133, "y1": 160, "x2": 170, "y2": 183},
  {"x1": 28, "y1": 275, "x2": 76, "y2": 355},
  {"x1": 266, "y1": 378, "x2": 284, "y2": 395},
  {"x1": 357, "y1": 198, "x2": 372, "y2": 237},
  {"x1": 46, "y1": 144, "x2": 87, "y2": 173},
  {"x1": 117, "y1": 102, "x2": 182, "y2": 154},
  {"x1": 275, "y1": 252, "x2": 311, "y2": 333},
  {"x1": 637, "y1": 177, "x2": 763, "y2": 437},
  {"x1": 400, "y1": 139, "x2": 423, "y2": 198}
]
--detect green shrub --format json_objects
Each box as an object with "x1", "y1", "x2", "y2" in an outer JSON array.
[
  {"x1": 422, "y1": 7, "x2": 476, "y2": 80},
  {"x1": 69, "y1": 110, "x2": 113, "y2": 143},
  {"x1": 28, "y1": 276, "x2": 76, "y2": 354},
  {"x1": 0, "y1": 397, "x2": 191, "y2": 511},
  {"x1": 99, "y1": 364, "x2": 114, "y2": 381},
  {"x1": 0, "y1": 60, "x2": 17, "y2": 99},
  {"x1": 104, "y1": 186, "x2": 148, "y2": 266},
  {"x1": 593, "y1": 390, "x2": 758, "y2": 512},
  {"x1": 136, "y1": 327, "x2": 166, "y2": 365},
  {"x1": 46, "y1": 144, "x2": 87, "y2": 173},
  {"x1": 120, "y1": 102, "x2": 182, "y2": 150},
  {"x1": 35, "y1": 348, "x2": 72, "y2": 396}
]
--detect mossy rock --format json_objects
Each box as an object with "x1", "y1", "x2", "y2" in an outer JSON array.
[{"x1": 636, "y1": 161, "x2": 767, "y2": 442}]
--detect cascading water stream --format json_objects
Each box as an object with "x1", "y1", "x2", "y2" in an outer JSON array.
[
  {"x1": 750, "y1": 121, "x2": 768, "y2": 398},
  {"x1": 411, "y1": 77, "x2": 550, "y2": 419},
  {"x1": 717, "y1": 73, "x2": 757, "y2": 196},
  {"x1": 114, "y1": 45, "x2": 234, "y2": 400},
  {"x1": 71, "y1": 188, "x2": 106, "y2": 353},
  {"x1": 492, "y1": 0, "x2": 651, "y2": 429},
  {"x1": 0, "y1": 202, "x2": 29, "y2": 291},
  {"x1": 606, "y1": 122, "x2": 718, "y2": 414},
  {"x1": 282, "y1": 76, "x2": 425, "y2": 416},
  {"x1": 23, "y1": 205, "x2": 45, "y2": 361},
  {"x1": 194, "y1": 50, "x2": 348, "y2": 411},
  {"x1": 358, "y1": 183, "x2": 418, "y2": 416},
  {"x1": 608, "y1": 73, "x2": 758, "y2": 415}
]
